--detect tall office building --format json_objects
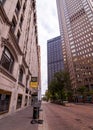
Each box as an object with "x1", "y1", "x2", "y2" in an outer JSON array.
[
  {"x1": 0, "y1": 0, "x2": 40, "y2": 118},
  {"x1": 56, "y1": 0, "x2": 93, "y2": 91},
  {"x1": 47, "y1": 36, "x2": 64, "y2": 86}
]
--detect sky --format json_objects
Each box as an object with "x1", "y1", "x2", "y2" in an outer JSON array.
[{"x1": 36, "y1": 0, "x2": 60, "y2": 95}]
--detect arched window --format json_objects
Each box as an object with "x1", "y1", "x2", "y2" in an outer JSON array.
[
  {"x1": 1, "y1": 47, "x2": 14, "y2": 73},
  {"x1": 18, "y1": 68, "x2": 23, "y2": 83}
]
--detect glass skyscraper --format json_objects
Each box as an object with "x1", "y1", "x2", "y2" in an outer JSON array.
[
  {"x1": 56, "y1": 0, "x2": 93, "y2": 91},
  {"x1": 47, "y1": 36, "x2": 64, "y2": 86}
]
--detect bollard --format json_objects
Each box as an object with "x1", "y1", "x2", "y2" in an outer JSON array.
[
  {"x1": 31, "y1": 101, "x2": 41, "y2": 124},
  {"x1": 33, "y1": 107, "x2": 39, "y2": 119}
]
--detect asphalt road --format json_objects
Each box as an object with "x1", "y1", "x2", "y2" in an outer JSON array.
[{"x1": 42, "y1": 102, "x2": 93, "y2": 130}]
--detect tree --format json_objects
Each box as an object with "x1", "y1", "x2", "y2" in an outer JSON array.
[
  {"x1": 45, "y1": 90, "x2": 50, "y2": 101},
  {"x1": 77, "y1": 86, "x2": 87, "y2": 95},
  {"x1": 77, "y1": 86, "x2": 87, "y2": 103},
  {"x1": 48, "y1": 71, "x2": 72, "y2": 103}
]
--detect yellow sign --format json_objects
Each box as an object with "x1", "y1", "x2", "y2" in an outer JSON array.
[
  {"x1": 30, "y1": 82, "x2": 38, "y2": 88},
  {"x1": 30, "y1": 77, "x2": 38, "y2": 88}
]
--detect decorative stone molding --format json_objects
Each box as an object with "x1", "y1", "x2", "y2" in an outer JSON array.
[
  {"x1": 0, "y1": 65, "x2": 16, "y2": 82},
  {"x1": 18, "y1": 81, "x2": 25, "y2": 88},
  {"x1": 0, "y1": 3, "x2": 11, "y2": 26},
  {"x1": 1, "y1": 37, "x2": 18, "y2": 61},
  {"x1": 9, "y1": 28, "x2": 23, "y2": 56},
  {"x1": 22, "y1": 56, "x2": 28, "y2": 69}
]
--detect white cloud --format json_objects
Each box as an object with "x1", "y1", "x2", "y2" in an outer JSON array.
[{"x1": 36, "y1": 0, "x2": 60, "y2": 95}]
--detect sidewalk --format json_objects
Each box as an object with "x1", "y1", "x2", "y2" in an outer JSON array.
[
  {"x1": 0, "y1": 106, "x2": 38, "y2": 130},
  {"x1": 0, "y1": 105, "x2": 48, "y2": 130}
]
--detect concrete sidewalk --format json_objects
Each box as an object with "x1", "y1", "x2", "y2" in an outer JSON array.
[
  {"x1": 0, "y1": 106, "x2": 42, "y2": 130},
  {"x1": 0, "y1": 103, "x2": 50, "y2": 130}
]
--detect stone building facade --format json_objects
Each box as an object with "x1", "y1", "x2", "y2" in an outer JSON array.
[
  {"x1": 0, "y1": 0, "x2": 39, "y2": 118},
  {"x1": 37, "y1": 45, "x2": 41, "y2": 100}
]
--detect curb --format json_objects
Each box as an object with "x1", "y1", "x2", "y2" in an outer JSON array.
[{"x1": 38, "y1": 106, "x2": 49, "y2": 130}]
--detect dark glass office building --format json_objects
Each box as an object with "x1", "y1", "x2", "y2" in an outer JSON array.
[{"x1": 47, "y1": 36, "x2": 64, "y2": 86}]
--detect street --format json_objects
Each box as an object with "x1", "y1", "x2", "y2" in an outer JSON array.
[
  {"x1": 42, "y1": 102, "x2": 93, "y2": 130},
  {"x1": 0, "y1": 102, "x2": 93, "y2": 130}
]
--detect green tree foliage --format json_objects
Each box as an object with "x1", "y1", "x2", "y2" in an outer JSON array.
[
  {"x1": 45, "y1": 90, "x2": 50, "y2": 101},
  {"x1": 48, "y1": 71, "x2": 72, "y2": 103},
  {"x1": 77, "y1": 86, "x2": 87, "y2": 95}
]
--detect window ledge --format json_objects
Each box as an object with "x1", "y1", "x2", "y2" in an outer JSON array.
[
  {"x1": 0, "y1": 65, "x2": 16, "y2": 82},
  {"x1": 18, "y1": 81, "x2": 25, "y2": 87}
]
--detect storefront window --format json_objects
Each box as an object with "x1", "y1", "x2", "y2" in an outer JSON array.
[{"x1": 0, "y1": 90, "x2": 11, "y2": 114}]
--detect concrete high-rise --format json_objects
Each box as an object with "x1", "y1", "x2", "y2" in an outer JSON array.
[
  {"x1": 47, "y1": 36, "x2": 64, "y2": 86},
  {"x1": 56, "y1": 0, "x2": 93, "y2": 92},
  {"x1": 0, "y1": 0, "x2": 40, "y2": 118}
]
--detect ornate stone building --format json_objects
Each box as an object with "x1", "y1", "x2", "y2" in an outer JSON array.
[{"x1": 0, "y1": 0, "x2": 40, "y2": 118}]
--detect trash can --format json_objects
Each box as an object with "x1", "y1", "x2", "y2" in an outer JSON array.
[{"x1": 33, "y1": 107, "x2": 39, "y2": 119}]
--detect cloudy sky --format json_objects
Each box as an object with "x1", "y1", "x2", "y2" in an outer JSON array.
[{"x1": 36, "y1": 0, "x2": 60, "y2": 95}]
